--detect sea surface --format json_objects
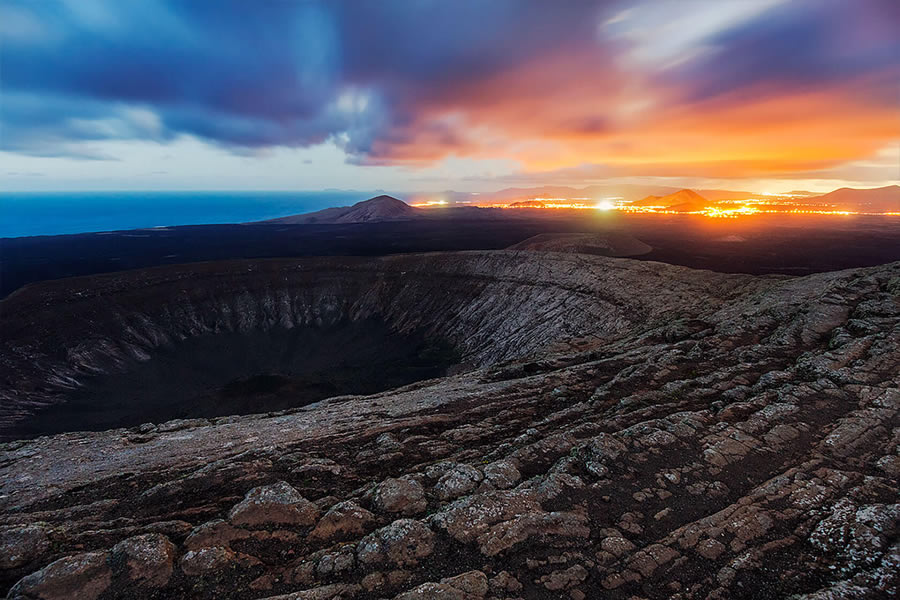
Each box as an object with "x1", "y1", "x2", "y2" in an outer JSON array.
[{"x1": 0, "y1": 191, "x2": 373, "y2": 238}]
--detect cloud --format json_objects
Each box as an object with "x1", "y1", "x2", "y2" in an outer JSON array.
[
  {"x1": 1, "y1": 0, "x2": 898, "y2": 184},
  {"x1": 667, "y1": 0, "x2": 900, "y2": 102}
]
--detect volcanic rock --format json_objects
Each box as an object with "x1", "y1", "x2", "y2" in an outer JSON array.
[
  {"x1": 109, "y1": 533, "x2": 176, "y2": 588},
  {"x1": 356, "y1": 519, "x2": 435, "y2": 567},
  {"x1": 0, "y1": 250, "x2": 898, "y2": 599},
  {"x1": 395, "y1": 570, "x2": 488, "y2": 599},
  {"x1": 0, "y1": 526, "x2": 48, "y2": 570},
  {"x1": 308, "y1": 501, "x2": 375, "y2": 542},
  {"x1": 434, "y1": 464, "x2": 484, "y2": 501},
  {"x1": 371, "y1": 478, "x2": 427, "y2": 516},
  {"x1": 179, "y1": 546, "x2": 261, "y2": 577},
  {"x1": 228, "y1": 482, "x2": 319, "y2": 528},
  {"x1": 7, "y1": 552, "x2": 112, "y2": 600}
]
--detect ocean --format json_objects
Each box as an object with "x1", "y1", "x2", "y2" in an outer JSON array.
[{"x1": 0, "y1": 191, "x2": 374, "y2": 238}]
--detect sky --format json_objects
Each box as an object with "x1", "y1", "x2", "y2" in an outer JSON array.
[{"x1": 1, "y1": 0, "x2": 898, "y2": 193}]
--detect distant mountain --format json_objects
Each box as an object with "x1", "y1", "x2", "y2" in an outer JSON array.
[
  {"x1": 633, "y1": 189, "x2": 709, "y2": 212},
  {"x1": 664, "y1": 189, "x2": 710, "y2": 212},
  {"x1": 260, "y1": 195, "x2": 418, "y2": 224},
  {"x1": 806, "y1": 185, "x2": 900, "y2": 212},
  {"x1": 254, "y1": 185, "x2": 898, "y2": 225},
  {"x1": 631, "y1": 195, "x2": 664, "y2": 207}
]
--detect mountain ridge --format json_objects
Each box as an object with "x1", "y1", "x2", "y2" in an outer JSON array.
[
  {"x1": 807, "y1": 185, "x2": 899, "y2": 212},
  {"x1": 260, "y1": 195, "x2": 419, "y2": 224},
  {"x1": 633, "y1": 188, "x2": 709, "y2": 211}
]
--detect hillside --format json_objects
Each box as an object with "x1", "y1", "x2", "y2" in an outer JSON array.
[
  {"x1": 807, "y1": 185, "x2": 900, "y2": 212},
  {"x1": 633, "y1": 189, "x2": 710, "y2": 211},
  {"x1": 261, "y1": 195, "x2": 419, "y2": 224}
]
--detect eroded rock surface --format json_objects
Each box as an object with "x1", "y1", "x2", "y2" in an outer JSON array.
[
  {"x1": 229, "y1": 482, "x2": 319, "y2": 528},
  {"x1": 1, "y1": 251, "x2": 898, "y2": 599}
]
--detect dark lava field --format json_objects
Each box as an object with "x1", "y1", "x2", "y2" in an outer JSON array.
[{"x1": 3, "y1": 212, "x2": 900, "y2": 299}]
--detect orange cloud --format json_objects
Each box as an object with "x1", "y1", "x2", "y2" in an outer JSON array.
[{"x1": 367, "y1": 54, "x2": 899, "y2": 182}]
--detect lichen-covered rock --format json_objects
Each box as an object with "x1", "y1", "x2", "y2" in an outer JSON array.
[
  {"x1": 0, "y1": 525, "x2": 48, "y2": 569},
  {"x1": 184, "y1": 519, "x2": 251, "y2": 550},
  {"x1": 696, "y1": 538, "x2": 726, "y2": 560},
  {"x1": 309, "y1": 500, "x2": 375, "y2": 542},
  {"x1": 357, "y1": 519, "x2": 435, "y2": 567},
  {"x1": 315, "y1": 547, "x2": 356, "y2": 578},
  {"x1": 583, "y1": 432, "x2": 628, "y2": 478},
  {"x1": 434, "y1": 464, "x2": 484, "y2": 501},
  {"x1": 179, "y1": 546, "x2": 261, "y2": 576},
  {"x1": 539, "y1": 564, "x2": 588, "y2": 590},
  {"x1": 257, "y1": 583, "x2": 361, "y2": 599},
  {"x1": 431, "y1": 490, "x2": 542, "y2": 543},
  {"x1": 8, "y1": 552, "x2": 111, "y2": 600},
  {"x1": 477, "y1": 510, "x2": 591, "y2": 556},
  {"x1": 600, "y1": 536, "x2": 636, "y2": 558},
  {"x1": 809, "y1": 499, "x2": 900, "y2": 574},
  {"x1": 179, "y1": 546, "x2": 232, "y2": 576},
  {"x1": 372, "y1": 478, "x2": 427, "y2": 515},
  {"x1": 110, "y1": 533, "x2": 175, "y2": 587},
  {"x1": 228, "y1": 481, "x2": 319, "y2": 528},
  {"x1": 394, "y1": 570, "x2": 488, "y2": 599},
  {"x1": 489, "y1": 571, "x2": 523, "y2": 593},
  {"x1": 482, "y1": 459, "x2": 521, "y2": 490}
]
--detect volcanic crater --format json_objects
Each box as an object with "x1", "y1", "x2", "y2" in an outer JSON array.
[
  {"x1": 0, "y1": 251, "x2": 744, "y2": 441},
  {"x1": 1, "y1": 250, "x2": 898, "y2": 600}
]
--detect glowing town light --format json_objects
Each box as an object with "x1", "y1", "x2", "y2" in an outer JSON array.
[{"x1": 483, "y1": 198, "x2": 891, "y2": 218}]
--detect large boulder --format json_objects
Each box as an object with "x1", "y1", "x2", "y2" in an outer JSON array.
[
  {"x1": 257, "y1": 583, "x2": 362, "y2": 599},
  {"x1": 357, "y1": 519, "x2": 435, "y2": 567},
  {"x1": 482, "y1": 460, "x2": 521, "y2": 490},
  {"x1": 110, "y1": 533, "x2": 176, "y2": 588},
  {"x1": 179, "y1": 546, "x2": 262, "y2": 576},
  {"x1": 184, "y1": 519, "x2": 251, "y2": 550},
  {"x1": 395, "y1": 570, "x2": 489, "y2": 599},
  {"x1": 477, "y1": 510, "x2": 591, "y2": 556},
  {"x1": 229, "y1": 481, "x2": 319, "y2": 528},
  {"x1": 309, "y1": 500, "x2": 376, "y2": 542},
  {"x1": 8, "y1": 552, "x2": 112, "y2": 600},
  {"x1": 434, "y1": 464, "x2": 484, "y2": 501},
  {"x1": 431, "y1": 490, "x2": 542, "y2": 543},
  {"x1": 372, "y1": 478, "x2": 427, "y2": 515}
]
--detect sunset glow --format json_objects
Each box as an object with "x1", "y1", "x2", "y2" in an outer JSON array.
[{"x1": 1, "y1": 1, "x2": 898, "y2": 194}]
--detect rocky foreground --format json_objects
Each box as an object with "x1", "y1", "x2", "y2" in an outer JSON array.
[{"x1": 0, "y1": 251, "x2": 898, "y2": 599}]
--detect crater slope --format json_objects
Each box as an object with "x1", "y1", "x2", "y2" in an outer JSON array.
[
  {"x1": 0, "y1": 251, "x2": 898, "y2": 600},
  {"x1": 0, "y1": 251, "x2": 760, "y2": 440}
]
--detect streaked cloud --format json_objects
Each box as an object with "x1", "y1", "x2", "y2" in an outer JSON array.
[{"x1": 1, "y1": 0, "x2": 897, "y2": 190}]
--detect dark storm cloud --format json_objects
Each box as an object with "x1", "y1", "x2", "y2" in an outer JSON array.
[{"x1": 0, "y1": 0, "x2": 609, "y2": 157}]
